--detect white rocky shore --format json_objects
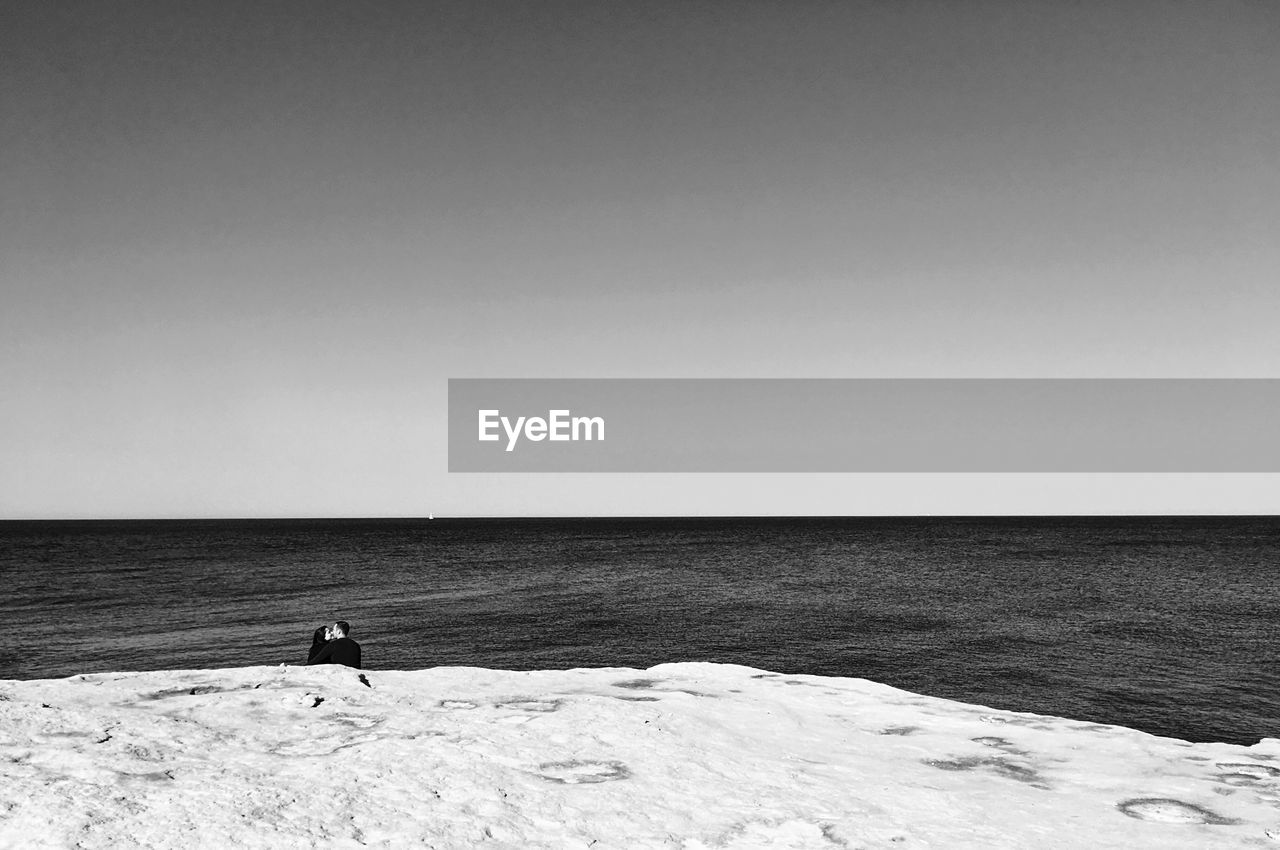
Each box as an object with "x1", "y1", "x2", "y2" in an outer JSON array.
[{"x1": 2, "y1": 663, "x2": 1277, "y2": 848}]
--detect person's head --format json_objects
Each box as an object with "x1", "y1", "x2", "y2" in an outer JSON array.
[
  {"x1": 332, "y1": 620, "x2": 350, "y2": 638},
  {"x1": 312, "y1": 626, "x2": 329, "y2": 644}
]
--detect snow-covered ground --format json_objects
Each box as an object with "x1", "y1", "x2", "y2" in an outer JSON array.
[{"x1": 2, "y1": 663, "x2": 1277, "y2": 848}]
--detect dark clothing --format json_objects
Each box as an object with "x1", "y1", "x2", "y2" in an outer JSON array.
[
  {"x1": 307, "y1": 628, "x2": 329, "y2": 662},
  {"x1": 306, "y1": 636, "x2": 362, "y2": 669}
]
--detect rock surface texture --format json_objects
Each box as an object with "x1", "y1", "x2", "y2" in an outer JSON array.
[{"x1": 2, "y1": 663, "x2": 1278, "y2": 848}]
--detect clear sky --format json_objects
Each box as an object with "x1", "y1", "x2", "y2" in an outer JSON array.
[{"x1": 3, "y1": 1, "x2": 1278, "y2": 518}]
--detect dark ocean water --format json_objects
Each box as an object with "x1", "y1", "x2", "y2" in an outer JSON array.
[{"x1": 1, "y1": 517, "x2": 1276, "y2": 745}]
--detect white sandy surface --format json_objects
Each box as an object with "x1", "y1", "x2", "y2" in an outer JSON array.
[{"x1": 2, "y1": 663, "x2": 1278, "y2": 848}]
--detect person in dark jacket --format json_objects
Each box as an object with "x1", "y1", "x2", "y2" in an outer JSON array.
[
  {"x1": 307, "y1": 625, "x2": 331, "y2": 662},
  {"x1": 306, "y1": 620, "x2": 361, "y2": 669}
]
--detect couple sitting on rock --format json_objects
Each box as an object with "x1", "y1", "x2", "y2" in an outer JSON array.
[{"x1": 307, "y1": 620, "x2": 362, "y2": 669}]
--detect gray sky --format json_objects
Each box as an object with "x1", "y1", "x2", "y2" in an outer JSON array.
[{"x1": 3, "y1": 1, "x2": 1279, "y2": 518}]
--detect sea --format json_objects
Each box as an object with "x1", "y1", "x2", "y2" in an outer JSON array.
[{"x1": 1, "y1": 516, "x2": 1276, "y2": 746}]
